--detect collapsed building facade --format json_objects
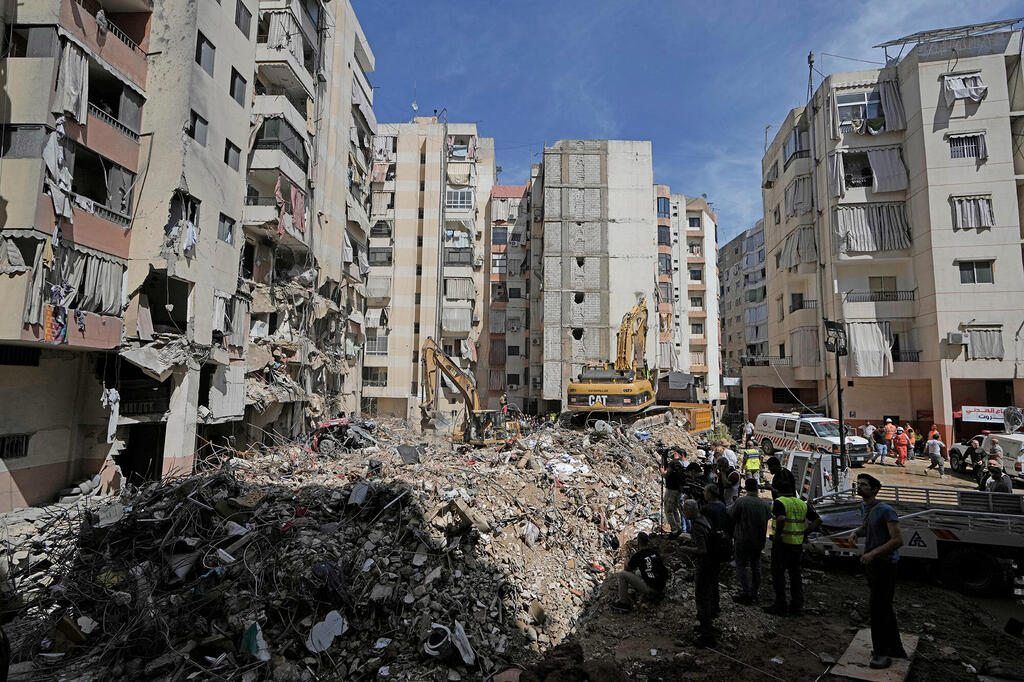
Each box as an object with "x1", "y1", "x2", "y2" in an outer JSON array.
[{"x1": 0, "y1": 0, "x2": 376, "y2": 510}]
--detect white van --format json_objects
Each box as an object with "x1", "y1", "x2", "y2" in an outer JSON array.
[{"x1": 753, "y1": 412, "x2": 870, "y2": 465}]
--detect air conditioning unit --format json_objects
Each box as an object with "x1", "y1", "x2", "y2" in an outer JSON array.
[
  {"x1": 947, "y1": 331, "x2": 970, "y2": 346},
  {"x1": 473, "y1": 258, "x2": 483, "y2": 267},
  {"x1": 472, "y1": 314, "x2": 481, "y2": 324}
]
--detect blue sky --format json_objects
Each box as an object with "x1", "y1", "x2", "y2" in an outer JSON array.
[{"x1": 352, "y1": 1, "x2": 1022, "y2": 243}]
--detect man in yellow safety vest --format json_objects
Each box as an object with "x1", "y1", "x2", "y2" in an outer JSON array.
[
  {"x1": 742, "y1": 443, "x2": 762, "y2": 484},
  {"x1": 763, "y1": 493, "x2": 821, "y2": 616}
]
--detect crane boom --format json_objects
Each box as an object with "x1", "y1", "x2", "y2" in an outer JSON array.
[
  {"x1": 614, "y1": 298, "x2": 649, "y2": 371},
  {"x1": 421, "y1": 336, "x2": 480, "y2": 414}
]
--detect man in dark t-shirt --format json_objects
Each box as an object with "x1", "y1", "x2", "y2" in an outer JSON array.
[
  {"x1": 612, "y1": 532, "x2": 668, "y2": 611},
  {"x1": 849, "y1": 473, "x2": 906, "y2": 670},
  {"x1": 766, "y1": 456, "x2": 796, "y2": 499}
]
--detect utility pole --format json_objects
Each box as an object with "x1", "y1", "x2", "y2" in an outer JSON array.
[{"x1": 823, "y1": 319, "x2": 850, "y2": 484}]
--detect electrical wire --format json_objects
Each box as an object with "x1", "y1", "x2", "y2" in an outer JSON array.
[{"x1": 820, "y1": 52, "x2": 886, "y2": 66}]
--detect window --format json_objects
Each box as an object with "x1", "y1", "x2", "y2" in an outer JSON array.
[
  {"x1": 691, "y1": 323, "x2": 704, "y2": 335},
  {"x1": 234, "y1": 0, "x2": 252, "y2": 37},
  {"x1": 223, "y1": 140, "x2": 240, "y2": 170},
  {"x1": 836, "y1": 90, "x2": 882, "y2": 125},
  {"x1": 195, "y1": 31, "x2": 215, "y2": 76},
  {"x1": 254, "y1": 118, "x2": 308, "y2": 167},
  {"x1": 508, "y1": 345, "x2": 520, "y2": 357},
  {"x1": 362, "y1": 367, "x2": 388, "y2": 387},
  {"x1": 658, "y1": 253, "x2": 672, "y2": 275},
  {"x1": 690, "y1": 296, "x2": 703, "y2": 308},
  {"x1": 217, "y1": 214, "x2": 235, "y2": 243},
  {"x1": 688, "y1": 217, "x2": 701, "y2": 228},
  {"x1": 0, "y1": 434, "x2": 30, "y2": 459},
  {"x1": 784, "y1": 418, "x2": 797, "y2": 435},
  {"x1": 778, "y1": 343, "x2": 785, "y2": 358},
  {"x1": 370, "y1": 221, "x2": 391, "y2": 238},
  {"x1": 445, "y1": 248, "x2": 473, "y2": 265},
  {"x1": 959, "y1": 260, "x2": 993, "y2": 284},
  {"x1": 508, "y1": 287, "x2": 521, "y2": 299},
  {"x1": 365, "y1": 331, "x2": 389, "y2": 356},
  {"x1": 783, "y1": 127, "x2": 809, "y2": 163},
  {"x1": 491, "y1": 282, "x2": 507, "y2": 301},
  {"x1": 868, "y1": 276, "x2": 896, "y2": 292},
  {"x1": 492, "y1": 226, "x2": 507, "y2": 245},
  {"x1": 689, "y1": 268, "x2": 702, "y2": 282},
  {"x1": 446, "y1": 189, "x2": 473, "y2": 209},
  {"x1": 491, "y1": 253, "x2": 507, "y2": 273},
  {"x1": 658, "y1": 282, "x2": 672, "y2": 302},
  {"x1": 949, "y1": 134, "x2": 986, "y2": 159},
  {"x1": 657, "y1": 196, "x2": 670, "y2": 218},
  {"x1": 0, "y1": 345, "x2": 40, "y2": 366},
  {"x1": 506, "y1": 373, "x2": 520, "y2": 386},
  {"x1": 368, "y1": 247, "x2": 393, "y2": 266},
  {"x1": 187, "y1": 111, "x2": 208, "y2": 146},
  {"x1": 658, "y1": 225, "x2": 671, "y2": 246},
  {"x1": 773, "y1": 205, "x2": 781, "y2": 224},
  {"x1": 229, "y1": 68, "x2": 247, "y2": 107},
  {"x1": 951, "y1": 195, "x2": 994, "y2": 230},
  {"x1": 798, "y1": 421, "x2": 817, "y2": 437},
  {"x1": 813, "y1": 422, "x2": 842, "y2": 437}
]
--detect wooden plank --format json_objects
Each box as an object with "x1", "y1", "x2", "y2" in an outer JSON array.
[{"x1": 832, "y1": 628, "x2": 918, "y2": 682}]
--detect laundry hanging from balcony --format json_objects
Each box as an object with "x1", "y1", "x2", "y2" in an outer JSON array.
[
  {"x1": 372, "y1": 136, "x2": 396, "y2": 162},
  {"x1": 951, "y1": 195, "x2": 995, "y2": 229},
  {"x1": 291, "y1": 184, "x2": 306, "y2": 233},
  {"x1": 54, "y1": 40, "x2": 88, "y2": 123},
  {"x1": 370, "y1": 162, "x2": 389, "y2": 183},
  {"x1": 778, "y1": 226, "x2": 817, "y2": 269},
  {"x1": 834, "y1": 202, "x2": 911, "y2": 254},
  {"x1": 784, "y1": 176, "x2": 812, "y2": 217},
  {"x1": 942, "y1": 72, "x2": 987, "y2": 107},
  {"x1": 789, "y1": 327, "x2": 819, "y2": 367},
  {"x1": 460, "y1": 338, "x2": 477, "y2": 363},
  {"x1": 846, "y1": 321, "x2": 893, "y2": 377}
]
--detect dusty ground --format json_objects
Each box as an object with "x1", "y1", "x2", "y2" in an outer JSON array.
[{"x1": 525, "y1": 531, "x2": 1024, "y2": 681}]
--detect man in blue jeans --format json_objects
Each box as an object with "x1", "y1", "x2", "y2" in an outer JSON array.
[
  {"x1": 869, "y1": 428, "x2": 888, "y2": 465},
  {"x1": 848, "y1": 473, "x2": 907, "y2": 669}
]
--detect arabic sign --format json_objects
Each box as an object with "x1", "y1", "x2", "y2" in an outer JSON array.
[{"x1": 960, "y1": 405, "x2": 1007, "y2": 424}]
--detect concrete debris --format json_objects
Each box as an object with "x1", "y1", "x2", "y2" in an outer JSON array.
[{"x1": 0, "y1": 416, "x2": 703, "y2": 679}]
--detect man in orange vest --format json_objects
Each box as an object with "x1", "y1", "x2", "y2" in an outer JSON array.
[
  {"x1": 893, "y1": 427, "x2": 910, "y2": 467},
  {"x1": 883, "y1": 419, "x2": 897, "y2": 452}
]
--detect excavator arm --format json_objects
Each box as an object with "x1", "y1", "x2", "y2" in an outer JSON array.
[
  {"x1": 614, "y1": 298, "x2": 649, "y2": 372},
  {"x1": 420, "y1": 336, "x2": 481, "y2": 416}
]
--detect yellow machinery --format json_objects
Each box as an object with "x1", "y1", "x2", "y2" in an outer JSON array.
[
  {"x1": 565, "y1": 298, "x2": 656, "y2": 414},
  {"x1": 420, "y1": 337, "x2": 520, "y2": 445}
]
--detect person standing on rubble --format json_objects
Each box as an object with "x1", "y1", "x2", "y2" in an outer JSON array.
[
  {"x1": 612, "y1": 532, "x2": 668, "y2": 612},
  {"x1": 847, "y1": 473, "x2": 907, "y2": 670},
  {"x1": 763, "y1": 486, "x2": 821, "y2": 616},
  {"x1": 729, "y1": 478, "x2": 772, "y2": 605},
  {"x1": 661, "y1": 448, "x2": 687, "y2": 535},
  {"x1": 680, "y1": 499, "x2": 721, "y2": 647}
]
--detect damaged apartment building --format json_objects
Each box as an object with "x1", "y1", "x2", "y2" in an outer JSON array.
[
  {"x1": 0, "y1": 0, "x2": 376, "y2": 511},
  {"x1": 360, "y1": 118, "x2": 495, "y2": 421}
]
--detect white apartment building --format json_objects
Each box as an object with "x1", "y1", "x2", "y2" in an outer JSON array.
[{"x1": 744, "y1": 21, "x2": 1024, "y2": 443}]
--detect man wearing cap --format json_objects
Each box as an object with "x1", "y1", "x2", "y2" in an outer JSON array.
[
  {"x1": 893, "y1": 427, "x2": 910, "y2": 468},
  {"x1": 848, "y1": 473, "x2": 906, "y2": 669},
  {"x1": 883, "y1": 418, "x2": 897, "y2": 452},
  {"x1": 986, "y1": 460, "x2": 1013, "y2": 493}
]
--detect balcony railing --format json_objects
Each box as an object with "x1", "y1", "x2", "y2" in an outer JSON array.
[
  {"x1": 893, "y1": 350, "x2": 921, "y2": 362},
  {"x1": 846, "y1": 290, "x2": 915, "y2": 303},
  {"x1": 362, "y1": 378, "x2": 387, "y2": 387},
  {"x1": 253, "y1": 139, "x2": 308, "y2": 170},
  {"x1": 789, "y1": 299, "x2": 817, "y2": 313},
  {"x1": 741, "y1": 355, "x2": 792, "y2": 367},
  {"x1": 72, "y1": 192, "x2": 130, "y2": 227},
  {"x1": 88, "y1": 103, "x2": 139, "y2": 141},
  {"x1": 74, "y1": 0, "x2": 145, "y2": 55},
  {"x1": 783, "y1": 149, "x2": 810, "y2": 170}
]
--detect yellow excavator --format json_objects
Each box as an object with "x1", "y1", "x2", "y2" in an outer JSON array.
[
  {"x1": 420, "y1": 337, "x2": 520, "y2": 446},
  {"x1": 565, "y1": 298, "x2": 657, "y2": 415}
]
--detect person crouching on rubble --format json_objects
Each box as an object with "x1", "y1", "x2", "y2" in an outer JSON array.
[{"x1": 612, "y1": 532, "x2": 668, "y2": 612}]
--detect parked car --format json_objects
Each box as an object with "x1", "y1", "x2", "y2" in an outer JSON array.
[
  {"x1": 752, "y1": 412, "x2": 870, "y2": 465},
  {"x1": 948, "y1": 432, "x2": 1024, "y2": 485}
]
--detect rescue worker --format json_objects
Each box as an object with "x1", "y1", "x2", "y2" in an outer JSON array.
[
  {"x1": 883, "y1": 418, "x2": 897, "y2": 452},
  {"x1": 500, "y1": 393, "x2": 509, "y2": 415},
  {"x1": 893, "y1": 427, "x2": 910, "y2": 468},
  {"x1": 742, "y1": 442, "x2": 763, "y2": 484},
  {"x1": 927, "y1": 424, "x2": 940, "y2": 441},
  {"x1": 763, "y1": 489, "x2": 821, "y2": 616}
]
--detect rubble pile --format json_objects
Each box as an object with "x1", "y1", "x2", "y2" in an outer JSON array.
[{"x1": 0, "y1": 417, "x2": 704, "y2": 681}]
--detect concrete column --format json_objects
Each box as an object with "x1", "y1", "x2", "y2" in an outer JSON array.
[
  {"x1": 932, "y1": 366, "x2": 954, "y2": 445},
  {"x1": 163, "y1": 366, "x2": 199, "y2": 477}
]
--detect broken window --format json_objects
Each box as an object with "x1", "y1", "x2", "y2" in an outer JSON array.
[
  {"x1": 139, "y1": 270, "x2": 190, "y2": 332},
  {"x1": 362, "y1": 366, "x2": 387, "y2": 387},
  {"x1": 241, "y1": 241, "x2": 255, "y2": 279},
  {"x1": 71, "y1": 144, "x2": 136, "y2": 221}
]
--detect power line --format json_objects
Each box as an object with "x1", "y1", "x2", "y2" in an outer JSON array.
[{"x1": 820, "y1": 51, "x2": 886, "y2": 65}]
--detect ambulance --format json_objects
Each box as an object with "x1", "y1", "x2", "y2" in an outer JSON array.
[{"x1": 753, "y1": 412, "x2": 870, "y2": 465}]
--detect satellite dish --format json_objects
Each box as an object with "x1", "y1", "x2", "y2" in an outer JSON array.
[{"x1": 1004, "y1": 407, "x2": 1023, "y2": 433}]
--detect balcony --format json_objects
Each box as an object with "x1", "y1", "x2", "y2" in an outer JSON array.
[
  {"x1": 789, "y1": 299, "x2": 817, "y2": 313},
  {"x1": 845, "y1": 290, "x2": 914, "y2": 302},
  {"x1": 252, "y1": 94, "x2": 309, "y2": 145},
  {"x1": 893, "y1": 350, "x2": 921, "y2": 362},
  {"x1": 51, "y1": 0, "x2": 149, "y2": 89},
  {"x1": 255, "y1": 36, "x2": 315, "y2": 99},
  {"x1": 366, "y1": 276, "x2": 392, "y2": 305},
  {"x1": 741, "y1": 355, "x2": 792, "y2": 367},
  {"x1": 250, "y1": 138, "x2": 308, "y2": 187}
]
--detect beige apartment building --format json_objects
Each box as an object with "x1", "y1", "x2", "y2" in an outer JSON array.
[
  {"x1": 744, "y1": 22, "x2": 1024, "y2": 444},
  {"x1": 0, "y1": 0, "x2": 376, "y2": 511},
  {"x1": 360, "y1": 118, "x2": 495, "y2": 422},
  {"x1": 720, "y1": 220, "x2": 767, "y2": 414}
]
